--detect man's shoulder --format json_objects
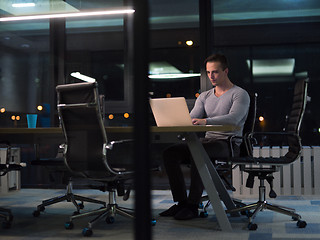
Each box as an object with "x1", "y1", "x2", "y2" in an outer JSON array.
[
  {"x1": 232, "y1": 85, "x2": 249, "y2": 95},
  {"x1": 199, "y1": 88, "x2": 214, "y2": 98},
  {"x1": 232, "y1": 84, "x2": 245, "y2": 91}
]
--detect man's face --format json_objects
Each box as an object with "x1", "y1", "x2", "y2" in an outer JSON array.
[{"x1": 206, "y1": 61, "x2": 228, "y2": 87}]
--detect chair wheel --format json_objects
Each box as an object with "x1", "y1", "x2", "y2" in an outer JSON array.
[
  {"x1": 33, "y1": 210, "x2": 40, "y2": 217},
  {"x1": 78, "y1": 203, "x2": 84, "y2": 209},
  {"x1": 65, "y1": 221, "x2": 74, "y2": 230},
  {"x1": 82, "y1": 227, "x2": 93, "y2": 237},
  {"x1": 106, "y1": 216, "x2": 115, "y2": 224},
  {"x1": 248, "y1": 223, "x2": 258, "y2": 231},
  {"x1": 2, "y1": 221, "x2": 11, "y2": 229},
  {"x1": 151, "y1": 218, "x2": 156, "y2": 226},
  {"x1": 297, "y1": 220, "x2": 307, "y2": 228},
  {"x1": 199, "y1": 211, "x2": 208, "y2": 218}
]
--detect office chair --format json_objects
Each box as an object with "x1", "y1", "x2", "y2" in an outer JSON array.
[
  {"x1": 56, "y1": 82, "x2": 146, "y2": 237},
  {"x1": 199, "y1": 92, "x2": 258, "y2": 217},
  {"x1": 32, "y1": 94, "x2": 107, "y2": 217},
  {"x1": 226, "y1": 78, "x2": 308, "y2": 230},
  {"x1": 0, "y1": 142, "x2": 26, "y2": 229}
]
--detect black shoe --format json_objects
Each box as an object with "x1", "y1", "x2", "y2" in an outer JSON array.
[
  {"x1": 159, "y1": 204, "x2": 184, "y2": 217},
  {"x1": 174, "y1": 205, "x2": 198, "y2": 220}
]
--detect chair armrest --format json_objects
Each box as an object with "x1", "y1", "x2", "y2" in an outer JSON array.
[
  {"x1": 106, "y1": 139, "x2": 134, "y2": 150},
  {"x1": 0, "y1": 163, "x2": 26, "y2": 176},
  {"x1": 248, "y1": 131, "x2": 301, "y2": 147}
]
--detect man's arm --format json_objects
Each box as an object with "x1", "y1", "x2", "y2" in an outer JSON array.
[{"x1": 205, "y1": 90, "x2": 250, "y2": 126}]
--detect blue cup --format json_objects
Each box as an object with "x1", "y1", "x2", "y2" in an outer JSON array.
[{"x1": 27, "y1": 114, "x2": 37, "y2": 128}]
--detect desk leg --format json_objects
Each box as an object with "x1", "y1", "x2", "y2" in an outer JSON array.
[{"x1": 186, "y1": 133, "x2": 233, "y2": 231}]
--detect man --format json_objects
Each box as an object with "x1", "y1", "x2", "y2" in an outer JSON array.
[{"x1": 160, "y1": 53, "x2": 250, "y2": 220}]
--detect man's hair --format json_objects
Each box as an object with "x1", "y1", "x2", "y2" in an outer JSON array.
[{"x1": 204, "y1": 53, "x2": 229, "y2": 70}]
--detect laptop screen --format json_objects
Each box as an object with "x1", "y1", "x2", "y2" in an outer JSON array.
[{"x1": 149, "y1": 97, "x2": 193, "y2": 127}]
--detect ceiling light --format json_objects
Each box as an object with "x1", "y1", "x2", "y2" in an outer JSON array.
[
  {"x1": 148, "y1": 61, "x2": 200, "y2": 79},
  {"x1": 247, "y1": 58, "x2": 295, "y2": 77},
  {"x1": 12, "y1": 3, "x2": 36, "y2": 8},
  {"x1": 71, "y1": 72, "x2": 96, "y2": 83},
  {"x1": 0, "y1": 9, "x2": 135, "y2": 22},
  {"x1": 149, "y1": 73, "x2": 200, "y2": 79}
]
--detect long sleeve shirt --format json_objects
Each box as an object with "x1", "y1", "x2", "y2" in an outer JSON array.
[{"x1": 190, "y1": 85, "x2": 250, "y2": 140}]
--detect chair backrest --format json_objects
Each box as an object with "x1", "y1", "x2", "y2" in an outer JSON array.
[
  {"x1": 239, "y1": 92, "x2": 257, "y2": 157},
  {"x1": 286, "y1": 78, "x2": 308, "y2": 134},
  {"x1": 283, "y1": 78, "x2": 308, "y2": 160},
  {"x1": 56, "y1": 82, "x2": 116, "y2": 178}
]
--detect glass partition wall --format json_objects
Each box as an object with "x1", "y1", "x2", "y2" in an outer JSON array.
[
  {"x1": 0, "y1": 0, "x2": 320, "y2": 144},
  {"x1": 0, "y1": 13, "x2": 50, "y2": 127}
]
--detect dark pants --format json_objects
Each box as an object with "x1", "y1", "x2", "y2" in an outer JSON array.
[{"x1": 162, "y1": 138, "x2": 240, "y2": 205}]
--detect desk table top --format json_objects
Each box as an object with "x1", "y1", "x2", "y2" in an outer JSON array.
[{"x1": 0, "y1": 125, "x2": 237, "y2": 134}]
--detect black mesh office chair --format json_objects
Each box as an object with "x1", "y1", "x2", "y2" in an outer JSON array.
[
  {"x1": 0, "y1": 142, "x2": 26, "y2": 229},
  {"x1": 56, "y1": 82, "x2": 139, "y2": 237},
  {"x1": 199, "y1": 92, "x2": 258, "y2": 216},
  {"x1": 226, "y1": 78, "x2": 308, "y2": 230},
  {"x1": 32, "y1": 94, "x2": 107, "y2": 217}
]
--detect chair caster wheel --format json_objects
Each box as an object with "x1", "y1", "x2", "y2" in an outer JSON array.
[
  {"x1": 297, "y1": 220, "x2": 307, "y2": 228},
  {"x1": 2, "y1": 221, "x2": 12, "y2": 229},
  {"x1": 151, "y1": 219, "x2": 156, "y2": 226},
  {"x1": 200, "y1": 211, "x2": 208, "y2": 218},
  {"x1": 248, "y1": 223, "x2": 258, "y2": 231},
  {"x1": 82, "y1": 227, "x2": 93, "y2": 237},
  {"x1": 65, "y1": 221, "x2": 74, "y2": 230},
  {"x1": 33, "y1": 210, "x2": 40, "y2": 217},
  {"x1": 106, "y1": 216, "x2": 115, "y2": 224},
  {"x1": 78, "y1": 203, "x2": 84, "y2": 210}
]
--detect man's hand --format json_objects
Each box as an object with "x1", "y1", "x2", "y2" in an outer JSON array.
[{"x1": 191, "y1": 118, "x2": 207, "y2": 125}]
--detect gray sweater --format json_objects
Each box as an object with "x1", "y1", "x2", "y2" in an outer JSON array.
[{"x1": 190, "y1": 85, "x2": 250, "y2": 139}]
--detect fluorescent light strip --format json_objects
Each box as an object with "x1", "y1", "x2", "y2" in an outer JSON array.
[
  {"x1": 71, "y1": 72, "x2": 96, "y2": 83},
  {"x1": 0, "y1": 9, "x2": 135, "y2": 22},
  {"x1": 12, "y1": 3, "x2": 36, "y2": 8},
  {"x1": 149, "y1": 73, "x2": 200, "y2": 79}
]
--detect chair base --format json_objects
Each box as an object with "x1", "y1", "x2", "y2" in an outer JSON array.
[
  {"x1": 70, "y1": 203, "x2": 134, "y2": 228},
  {"x1": 227, "y1": 200, "x2": 301, "y2": 219},
  {"x1": 65, "y1": 189, "x2": 134, "y2": 237},
  {"x1": 33, "y1": 179, "x2": 106, "y2": 217},
  {"x1": 226, "y1": 192, "x2": 306, "y2": 230}
]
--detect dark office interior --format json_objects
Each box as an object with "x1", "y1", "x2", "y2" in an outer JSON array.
[
  {"x1": 1, "y1": 0, "x2": 319, "y2": 185},
  {"x1": 1, "y1": 1, "x2": 320, "y2": 239}
]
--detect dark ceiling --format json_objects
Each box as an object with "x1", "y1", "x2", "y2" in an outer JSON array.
[{"x1": 1, "y1": 0, "x2": 320, "y2": 29}]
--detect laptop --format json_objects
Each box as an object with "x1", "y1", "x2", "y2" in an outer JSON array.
[{"x1": 149, "y1": 97, "x2": 193, "y2": 127}]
